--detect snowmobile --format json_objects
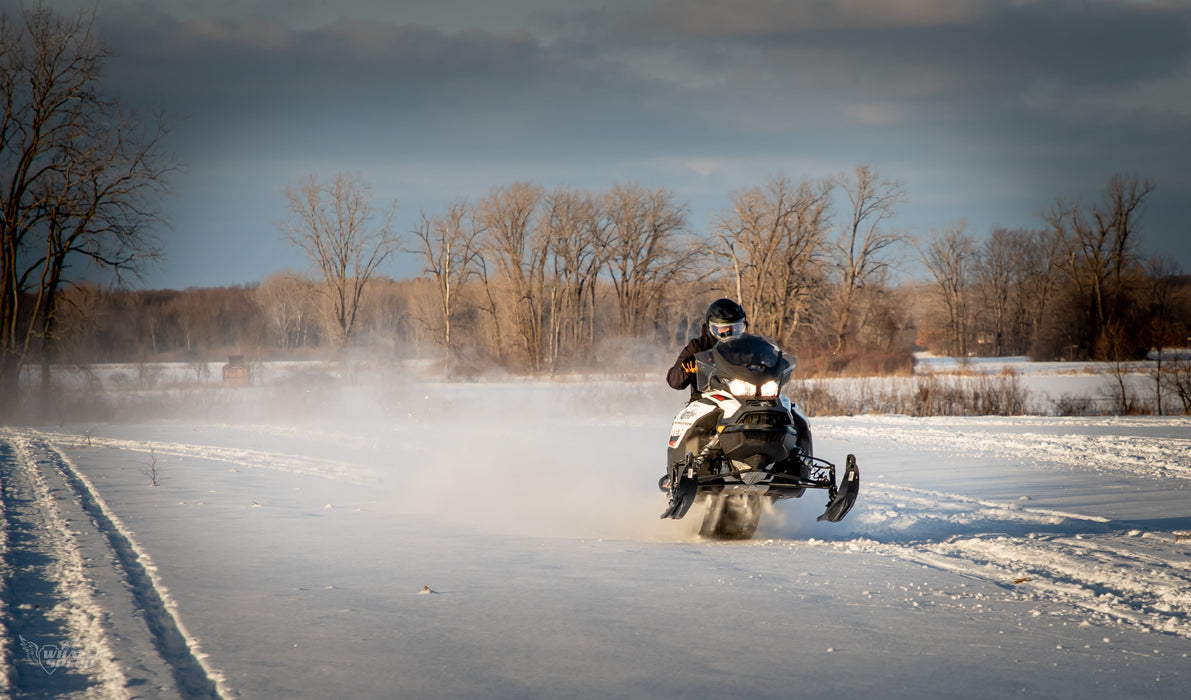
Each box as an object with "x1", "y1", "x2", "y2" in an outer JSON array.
[{"x1": 660, "y1": 333, "x2": 859, "y2": 539}]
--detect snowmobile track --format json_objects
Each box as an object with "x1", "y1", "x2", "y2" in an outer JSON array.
[
  {"x1": 0, "y1": 430, "x2": 233, "y2": 699},
  {"x1": 836, "y1": 479, "x2": 1191, "y2": 639},
  {"x1": 1, "y1": 432, "x2": 130, "y2": 697}
]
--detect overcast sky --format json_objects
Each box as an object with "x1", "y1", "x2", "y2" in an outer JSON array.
[{"x1": 30, "y1": 0, "x2": 1191, "y2": 287}]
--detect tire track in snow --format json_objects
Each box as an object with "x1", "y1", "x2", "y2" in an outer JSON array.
[
  {"x1": 0, "y1": 431, "x2": 130, "y2": 697},
  {"x1": 857, "y1": 532, "x2": 1191, "y2": 639},
  {"x1": 0, "y1": 438, "x2": 13, "y2": 696},
  {"x1": 853, "y1": 481, "x2": 1110, "y2": 541},
  {"x1": 923, "y1": 531, "x2": 1191, "y2": 636},
  {"x1": 8, "y1": 431, "x2": 235, "y2": 699}
]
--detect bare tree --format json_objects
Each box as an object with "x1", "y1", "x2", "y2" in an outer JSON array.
[
  {"x1": 282, "y1": 172, "x2": 398, "y2": 349},
  {"x1": 51, "y1": 282, "x2": 103, "y2": 364},
  {"x1": 1143, "y1": 256, "x2": 1186, "y2": 415},
  {"x1": 539, "y1": 187, "x2": 609, "y2": 368},
  {"x1": 973, "y1": 228, "x2": 1016, "y2": 356},
  {"x1": 358, "y1": 276, "x2": 425, "y2": 358},
  {"x1": 410, "y1": 200, "x2": 482, "y2": 377},
  {"x1": 476, "y1": 182, "x2": 547, "y2": 371},
  {"x1": 919, "y1": 223, "x2": 975, "y2": 357},
  {"x1": 471, "y1": 249, "x2": 505, "y2": 366},
  {"x1": 712, "y1": 174, "x2": 831, "y2": 348},
  {"x1": 604, "y1": 183, "x2": 694, "y2": 337},
  {"x1": 1, "y1": 5, "x2": 172, "y2": 417},
  {"x1": 828, "y1": 163, "x2": 906, "y2": 354},
  {"x1": 855, "y1": 276, "x2": 915, "y2": 355},
  {"x1": 256, "y1": 271, "x2": 320, "y2": 350},
  {"x1": 1044, "y1": 173, "x2": 1154, "y2": 358},
  {"x1": 1166, "y1": 353, "x2": 1191, "y2": 415},
  {"x1": 1007, "y1": 228, "x2": 1061, "y2": 357},
  {"x1": 164, "y1": 290, "x2": 217, "y2": 355}
]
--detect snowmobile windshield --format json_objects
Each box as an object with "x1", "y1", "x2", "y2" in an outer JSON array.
[
  {"x1": 711, "y1": 334, "x2": 789, "y2": 386},
  {"x1": 715, "y1": 334, "x2": 780, "y2": 369}
]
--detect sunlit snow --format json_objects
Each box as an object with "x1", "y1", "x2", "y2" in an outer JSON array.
[{"x1": 2, "y1": 365, "x2": 1189, "y2": 698}]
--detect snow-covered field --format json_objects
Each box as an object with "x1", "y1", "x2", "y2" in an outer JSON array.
[{"x1": 2, "y1": 371, "x2": 1190, "y2": 698}]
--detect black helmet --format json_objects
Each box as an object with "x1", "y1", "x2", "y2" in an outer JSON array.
[{"x1": 705, "y1": 298, "x2": 747, "y2": 340}]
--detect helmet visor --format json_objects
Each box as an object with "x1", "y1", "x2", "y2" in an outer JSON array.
[{"x1": 709, "y1": 320, "x2": 745, "y2": 340}]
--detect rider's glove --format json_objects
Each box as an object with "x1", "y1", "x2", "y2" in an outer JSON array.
[{"x1": 682, "y1": 360, "x2": 697, "y2": 375}]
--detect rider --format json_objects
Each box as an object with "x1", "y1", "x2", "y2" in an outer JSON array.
[{"x1": 666, "y1": 298, "x2": 748, "y2": 401}]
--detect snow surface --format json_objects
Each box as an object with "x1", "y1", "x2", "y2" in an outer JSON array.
[{"x1": 2, "y1": 372, "x2": 1190, "y2": 698}]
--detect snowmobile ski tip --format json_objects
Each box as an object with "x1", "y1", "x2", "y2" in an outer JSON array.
[
  {"x1": 660, "y1": 469, "x2": 698, "y2": 520},
  {"x1": 816, "y1": 453, "x2": 860, "y2": 522}
]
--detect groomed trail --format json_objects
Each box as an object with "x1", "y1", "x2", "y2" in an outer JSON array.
[{"x1": 0, "y1": 429, "x2": 232, "y2": 699}]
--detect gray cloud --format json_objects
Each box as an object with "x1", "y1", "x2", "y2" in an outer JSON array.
[
  {"x1": 8, "y1": 0, "x2": 1188, "y2": 286},
  {"x1": 619, "y1": 0, "x2": 1191, "y2": 108},
  {"x1": 104, "y1": 11, "x2": 544, "y2": 106},
  {"x1": 622, "y1": 0, "x2": 992, "y2": 36},
  {"x1": 86, "y1": 0, "x2": 1191, "y2": 171},
  {"x1": 597, "y1": 0, "x2": 1191, "y2": 214}
]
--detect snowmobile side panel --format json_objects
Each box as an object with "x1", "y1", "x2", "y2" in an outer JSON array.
[{"x1": 667, "y1": 400, "x2": 717, "y2": 448}]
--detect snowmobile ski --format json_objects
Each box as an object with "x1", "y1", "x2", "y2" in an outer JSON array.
[
  {"x1": 660, "y1": 464, "x2": 698, "y2": 520},
  {"x1": 816, "y1": 454, "x2": 860, "y2": 523}
]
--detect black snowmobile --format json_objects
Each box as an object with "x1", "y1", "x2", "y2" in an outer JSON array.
[{"x1": 660, "y1": 333, "x2": 859, "y2": 539}]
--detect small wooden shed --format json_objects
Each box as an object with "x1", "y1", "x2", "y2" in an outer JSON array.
[{"x1": 222, "y1": 355, "x2": 251, "y2": 386}]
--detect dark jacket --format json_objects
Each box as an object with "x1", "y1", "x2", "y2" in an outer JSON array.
[{"x1": 666, "y1": 324, "x2": 716, "y2": 400}]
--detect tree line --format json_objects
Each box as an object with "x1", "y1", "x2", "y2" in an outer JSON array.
[
  {"x1": 917, "y1": 174, "x2": 1189, "y2": 363},
  {"x1": 40, "y1": 171, "x2": 1191, "y2": 380},
  {"x1": 4, "y1": 4, "x2": 1190, "y2": 419}
]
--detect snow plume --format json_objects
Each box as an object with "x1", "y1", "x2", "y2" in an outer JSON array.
[
  {"x1": 383, "y1": 380, "x2": 679, "y2": 540},
  {"x1": 22, "y1": 357, "x2": 690, "y2": 537},
  {"x1": 268, "y1": 372, "x2": 693, "y2": 540}
]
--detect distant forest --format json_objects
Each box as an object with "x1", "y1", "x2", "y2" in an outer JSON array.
[
  {"x1": 40, "y1": 172, "x2": 1191, "y2": 379},
  {"x1": 6, "y1": 5, "x2": 1189, "y2": 423}
]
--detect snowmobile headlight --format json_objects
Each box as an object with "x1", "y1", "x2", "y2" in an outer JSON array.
[
  {"x1": 759, "y1": 380, "x2": 780, "y2": 397},
  {"x1": 727, "y1": 379, "x2": 756, "y2": 397}
]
